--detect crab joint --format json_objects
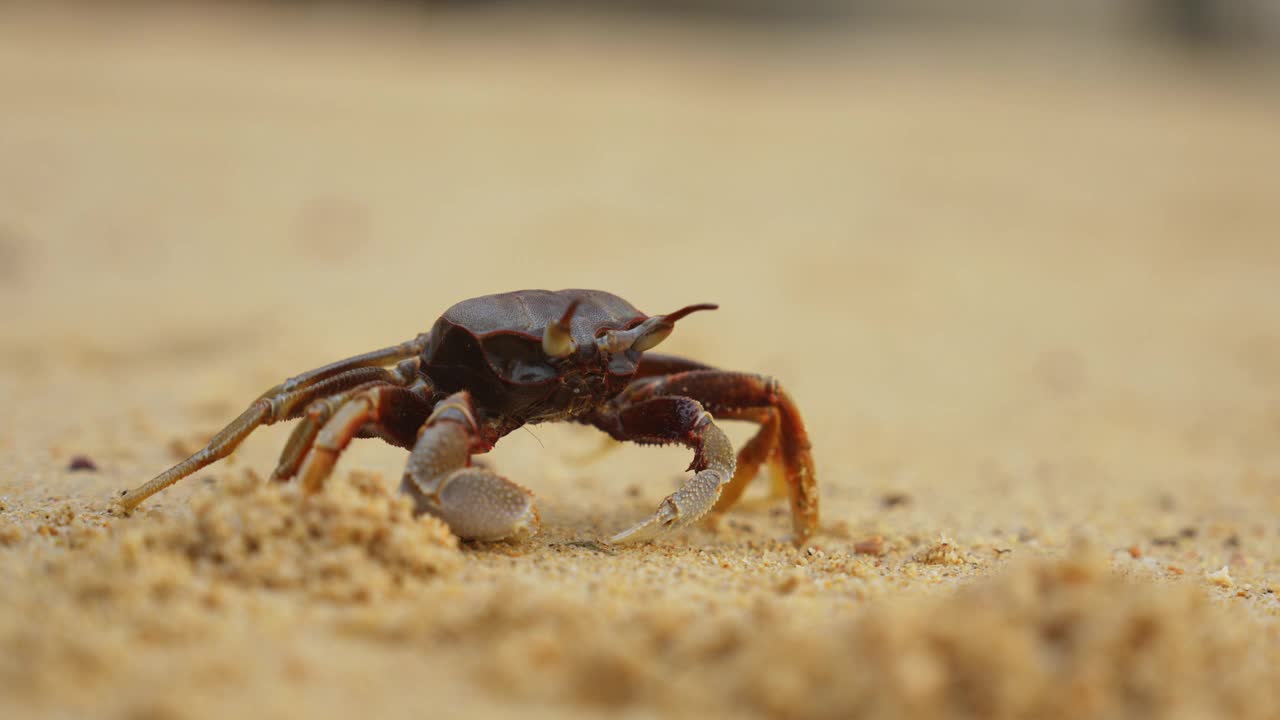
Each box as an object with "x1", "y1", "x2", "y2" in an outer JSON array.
[
  {"x1": 543, "y1": 299, "x2": 581, "y2": 359},
  {"x1": 596, "y1": 303, "x2": 718, "y2": 354}
]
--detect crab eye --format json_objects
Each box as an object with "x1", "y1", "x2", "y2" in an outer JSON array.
[
  {"x1": 595, "y1": 303, "x2": 715, "y2": 354},
  {"x1": 629, "y1": 324, "x2": 673, "y2": 352},
  {"x1": 542, "y1": 299, "x2": 580, "y2": 359},
  {"x1": 542, "y1": 325, "x2": 575, "y2": 358},
  {"x1": 596, "y1": 318, "x2": 667, "y2": 354}
]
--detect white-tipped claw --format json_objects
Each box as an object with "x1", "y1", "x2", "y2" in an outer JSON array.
[
  {"x1": 610, "y1": 499, "x2": 679, "y2": 544},
  {"x1": 405, "y1": 468, "x2": 541, "y2": 542},
  {"x1": 506, "y1": 502, "x2": 541, "y2": 541},
  {"x1": 609, "y1": 468, "x2": 726, "y2": 545}
]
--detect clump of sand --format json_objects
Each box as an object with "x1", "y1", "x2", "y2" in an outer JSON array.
[
  {"x1": 1, "y1": 469, "x2": 459, "y2": 608},
  {"x1": 912, "y1": 535, "x2": 970, "y2": 566},
  {"x1": 0, "y1": 471, "x2": 460, "y2": 710},
  {"x1": 137, "y1": 471, "x2": 458, "y2": 601}
]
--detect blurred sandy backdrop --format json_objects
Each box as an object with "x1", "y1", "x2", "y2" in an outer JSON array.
[{"x1": 2, "y1": 3, "x2": 1279, "y2": 718}]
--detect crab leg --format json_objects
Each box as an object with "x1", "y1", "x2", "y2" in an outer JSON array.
[
  {"x1": 613, "y1": 369, "x2": 817, "y2": 545},
  {"x1": 270, "y1": 377, "x2": 434, "y2": 483},
  {"x1": 291, "y1": 383, "x2": 436, "y2": 493},
  {"x1": 635, "y1": 357, "x2": 796, "y2": 517},
  {"x1": 400, "y1": 392, "x2": 539, "y2": 541},
  {"x1": 273, "y1": 335, "x2": 429, "y2": 394},
  {"x1": 114, "y1": 338, "x2": 427, "y2": 513},
  {"x1": 589, "y1": 396, "x2": 736, "y2": 544},
  {"x1": 269, "y1": 392, "x2": 351, "y2": 484}
]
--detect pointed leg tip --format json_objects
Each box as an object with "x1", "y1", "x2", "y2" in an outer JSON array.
[
  {"x1": 111, "y1": 491, "x2": 144, "y2": 516},
  {"x1": 608, "y1": 524, "x2": 658, "y2": 545},
  {"x1": 608, "y1": 509, "x2": 676, "y2": 545},
  {"x1": 615, "y1": 499, "x2": 682, "y2": 543}
]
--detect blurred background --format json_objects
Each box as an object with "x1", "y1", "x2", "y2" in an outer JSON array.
[
  {"x1": 1, "y1": 0, "x2": 1278, "y2": 525},
  {"x1": 2, "y1": 3, "x2": 1280, "y2": 718}
]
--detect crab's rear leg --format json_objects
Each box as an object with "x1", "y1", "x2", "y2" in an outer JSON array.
[
  {"x1": 292, "y1": 382, "x2": 436, "y2": 493},
  {"x1": 270, "y1": 377, "x2": 433, "y2": 484},
  {"x1": 588, "y1": 396, "x2": 736, "y2": 544},
  {"x1": 400, "y1": 392, "x2": 539, "y2": 541},
  {"x1": 114, "y1": 337, "x2": 427, "y2": 513}
]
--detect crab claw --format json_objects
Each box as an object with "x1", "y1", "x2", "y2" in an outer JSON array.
[
  {"x1": 434, "y1": 468, "x2": 540, "y2": 541},
  {"x1": 401, "y1": 392, "x2": 542, "y2": 542},
  {"x1": 606, "y1": 468, "x2": 727, "y2": 540},
  {"x1": 609, "y1": 504, "x2": 676, "y2": 544},
  {"x1": 403, "y1": 466, "x2": 541, "y2": 541},
  {"x1": 609, "y1": 416, "x2": 733, "y2": 544},
  {"x1": 610, "y1": 467, "x2": 727, "y2": 544}
]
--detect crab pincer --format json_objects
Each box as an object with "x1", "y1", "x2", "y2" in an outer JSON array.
[{"x1": 609, "y1": 410, "x2": 736, "y2": 544}]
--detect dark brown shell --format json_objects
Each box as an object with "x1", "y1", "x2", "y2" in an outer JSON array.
[
  {"x1": 419, "y1": 289, "x2": 648, "y2": 423},
  {"x1": 438, "y1": 289, "x2": 644, "y2": 342}
]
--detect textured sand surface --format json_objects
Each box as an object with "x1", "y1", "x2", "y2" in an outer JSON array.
[{"x1": 2, "y1": 6, "x2": 1279, "y2": 718}]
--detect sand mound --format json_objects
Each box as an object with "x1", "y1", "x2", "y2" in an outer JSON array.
[
  {"x1": 2, "y1": 482, "x2": 1277, "y2": 719},
  {"x1": 343, "y1": 552, "x2": 1275, "y2": 719},
  {"x1": 0, "y1": 472, "x2": 459, "y2": 695},
  {"x1": 4, "y1": 474, "x2": 1277, "y2": 719},
  {"x1": 84, "y1": 471, "x2": 458, "y2": 602}
]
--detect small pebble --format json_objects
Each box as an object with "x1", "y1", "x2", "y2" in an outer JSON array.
[
  {"x1": 1207, "y1": 566, "x2": 1234, "y2": 588},
  {"x1": 881, "y1": 493, "x2": 911, "y2": 509},
  {"x1": 67, "y1": 455, "x2": 98, "y2": 472},
  {"x1": 854, "y1": 536, "x2": 886, "y2": 556}
]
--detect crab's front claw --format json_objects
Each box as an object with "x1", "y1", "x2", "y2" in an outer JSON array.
[
  {"x1": 610, "y1": 467, "x2": 726, "y2": 544},
  {"x1": 400, "y1": 391, "x2": 540, "y2": 542},
  {"x1": 403, "y1": 468, "x2": 540, "y2": 542}
]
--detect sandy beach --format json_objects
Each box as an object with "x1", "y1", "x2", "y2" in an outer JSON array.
[{"x1": 2, "y1": 5, "x2": 1279, "y2": 718}]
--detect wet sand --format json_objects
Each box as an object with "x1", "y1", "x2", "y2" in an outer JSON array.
[{"x1": 2, "y1": 6, "x2": 1279, "y2": 718}]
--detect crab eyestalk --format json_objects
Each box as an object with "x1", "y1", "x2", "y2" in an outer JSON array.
[
  {"x1": 596, "y1": 303, "x2": 718, "y2": 354},
  {"x1": 542, "y1": 298, "x2": 581, "y2": 359}
]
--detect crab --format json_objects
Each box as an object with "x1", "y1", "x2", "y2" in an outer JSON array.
[{"x1": 116, "y1": 289, "x2": 817, "y2": 544}]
